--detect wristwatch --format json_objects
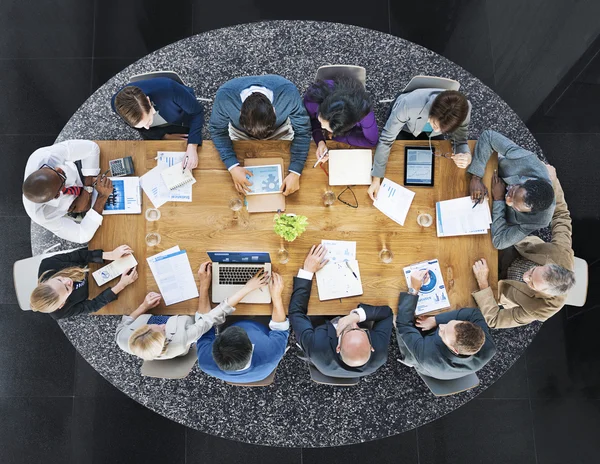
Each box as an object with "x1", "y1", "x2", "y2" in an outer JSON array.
[
  {"x1": 83, "y1": 186, "x2": 94, "y2": 194},
  {"x1": 408, "y1": 287, "x2": 418, "y2": 296}
]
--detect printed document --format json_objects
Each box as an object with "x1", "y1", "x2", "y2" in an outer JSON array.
[
  {"x1": 156, "y1": 151, "x2": 194, "y2": 202},
  {"x1": 316, "y1": 259, "x2": 363, "y2": 301},
  {"x1": 320, "y1": 240, "x2": 356, "y2": 263},
  {"x1": 403, "y1": 259, "x2": 450, "y2": 315},
  {"x1": 92, "y1": 254, "x2": 138, "y2": 286},
  {"x1": 147, "y1": 247, "x2": 198, "y2": 305},
  {"x1": 373, "y1": 178, "x2": 415, "y2": 226},
  {"x1": 436, "y1": 196, "x2": 492, "y2": 237}
]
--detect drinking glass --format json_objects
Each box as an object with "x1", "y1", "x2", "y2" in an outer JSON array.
[
  {"x1": 145, "y1": 232, "x2": 161, "y2": 247},
  {"x1": 277, "y1": 248, "x2": 289, "y2": 264},
  {"x1": 322, "y1": 190, "x2": 336, "y2": 207},
  {"x1": 379, "y1": 248, "x2": 394, "y2": 264},
  {"x1": 229, "y1": 198, "x2": 243, "y2": 212},
  {"x1": 145, "y1": 208, "x2": 161, "y2": 222},
  {"x1": 417, "y1": 213, "x2": 433, "y2": 228}
]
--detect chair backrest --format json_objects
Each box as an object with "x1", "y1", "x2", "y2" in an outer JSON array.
[
  {"x1": 564, "y1": 256, "x2": 589, "y2": 307},
  {"x1": 225, "y1": 367, "x2": 277, "y2": 387},
  {"x1": 309, "y1": 364, "x2": 360, "y2": 386},
  {"x1": 315, "y1": 65, "x2": 367, "y2": 89},
  {"x1": 403, "y1": 75, "x2": 460, "y2": 93},
  {"x1": 13, "y1": 247, "x2": 85, "y2": 311},
  {"x1": 129, "y1": 71, "x2": 185, "y2": 86},
  {"x1": 140, "y1": 344, "x2": 198, "y2": 379},
  {"x1": 417, "y1": 371, "x2": 479, "y2": 396}
]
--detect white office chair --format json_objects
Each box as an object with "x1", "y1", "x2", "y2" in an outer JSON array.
[
  {"x1": 129, "y1": 70, "x2": 212, "y2": 102},
  {"x1": 140, "y1": 344, "x2": 198, "y2": 379},
  {"x1": 417, "y1": 371, "x2": 479, "y2": 397},
  {"x1": 13, "y1": 245, "x2": 85, "y2": 311},
  {"x1": 379, "y1": 75, "x2": 461, "y2": 103},
  {"x1": 564, "y1": 256, "x2": 589, "y2": 307},
  {"x1": 315, "y1": 65, "x2": 367, "y2": 89}
]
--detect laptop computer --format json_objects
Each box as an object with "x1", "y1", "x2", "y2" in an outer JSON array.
[{"x1": 207, "y1": 251, "x2": 272, "y2": 304}]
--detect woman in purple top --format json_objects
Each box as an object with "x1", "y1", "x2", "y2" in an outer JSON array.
[{"x1": 303, "y1": 77, "x2": 379, "y2": 164}]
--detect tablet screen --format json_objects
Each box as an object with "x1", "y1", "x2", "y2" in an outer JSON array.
[{"x1": 405, "y1": 147, "x2": 434, "y2": 186}]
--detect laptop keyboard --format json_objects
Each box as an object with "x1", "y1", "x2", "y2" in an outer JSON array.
[{"x1": 219, "y1": 266, "x2": 264, "y2": 285}]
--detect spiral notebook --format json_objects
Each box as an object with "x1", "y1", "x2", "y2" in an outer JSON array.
[{"x1": 160, "y1": 162, "x2": 196, "y2": 190}]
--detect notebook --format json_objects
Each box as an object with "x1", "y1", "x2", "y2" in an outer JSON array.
[
  {"x1": 328, "y1": 149, "x2": 373, "y2": 186},
  {"x1": 316, "y1": 260, "x2": 363, "y2": 301},
  {"x1": 92, "y1": 254, "x2": 138, "y2": 286},
  {"x1": 436, "y1": 196, "x2": 492, "y2": 237},
  {"x1": 102, "y1": 177, "x2": 142, "y2": 215},
  {"x1": 160, "y1": 162, "x2": 196, "y2": 190}
]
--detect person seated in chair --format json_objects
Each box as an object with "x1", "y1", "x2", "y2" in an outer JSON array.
[
  {"x1": 209, "y1": 75, "x2": 311, "y2": 196},
  {"x1": 31, "y1": 246, "x2": 137, "y2": 319},
  {"x1": 468, "y1": 130, "x2": 555, "y2": 250},
  {"x1": 23, "y1": 140, "x2": 113, "y2": 244},
  {"x1": 396, "y1": 270, "x2": 496, "y2": 380},
  {"x1": 369, "y1": 89, "x2": 472, "y2": 200},
  {"x1": 471, "y1": 165, "x2": 576, "y2": 328},
  {"x1": 111, "y1": 77, "x2": 204, "y2": 169},
  {"x1": 116, "y1": 262, "x2": 237, "y2": 360},
  {"x1": 303, "y1": 76, "x2": 378, "y2": 165},
  {"x1": 288, "y1": 244, "x2": 394, "y2": 379},
  {"x1": 196, "y1": 268, "x2": 289, "y2": 383}
]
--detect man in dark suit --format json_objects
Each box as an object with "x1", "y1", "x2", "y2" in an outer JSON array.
[
  {"x1": 288, "y1": 244, "x2": 394, "y2": 378},
  {"x1": 396, "y1": 270, "x2": 497, "y2": 380}
]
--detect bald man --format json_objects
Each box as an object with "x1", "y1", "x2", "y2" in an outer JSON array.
[
  {"x1": 288, "y1": 245, "x2": 394, "y2": 379},
  {"x1": 23, "y1": 140, "x2": 112, "y2": 243}
]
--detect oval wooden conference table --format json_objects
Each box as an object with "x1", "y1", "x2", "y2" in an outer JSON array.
[{"x1": 89, "y1": 139, "x2": 497, "y2": 316}]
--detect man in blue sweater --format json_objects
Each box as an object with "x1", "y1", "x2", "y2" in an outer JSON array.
[
  {"x1": 112, "y1": 77, "x2": 204, "y2": 169},
  {"x1": 197, "y1": 272, "x2": 289, "y2": 383},
  {"x1": 209, "y1": 75, "x2": 311, "y2": 196}
]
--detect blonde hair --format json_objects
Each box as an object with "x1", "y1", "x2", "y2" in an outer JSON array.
[
  {"x1": 30, "y1": 266, "x2": 88, "y2": 313},
  {"x1": 128, "y1": 325, "x2": 167, "y2": 360}
]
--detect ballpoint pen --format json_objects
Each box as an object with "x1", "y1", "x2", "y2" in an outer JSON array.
[
  {"x1": 313, "y1": 148, "x2": 329, "y2": 168},
  {"x1": 182, "y1": 155, "x2": 189, "y2": 173},
  {"x1": 472, "y1": 197, "x2": 482, "y2": 209},
  {"x1": 345, "y1": 261, "x2": 358, "y2": 280},
  {"x1": 93, "y1": 169, "x2": 111, "y2": 187}
]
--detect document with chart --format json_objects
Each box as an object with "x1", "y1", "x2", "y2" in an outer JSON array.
[
  {"x1": 373, "y1": 178, "x2": 415, "y2": 226},
  {"x1": 245, "y1": 165, "x2": 282, "y2": 195},
  {"x1": 436, "y1": 196, "x2": 492, "y2": 237},
  {"x1": 403, "y1": 259, "x2": 450, "y2": 315},
  {"x1": 147, "y1": 247, "x2": 199, "y2": 306},
  {"x1": 102, "y1": 177, "x2": 142, "y2": 215}
]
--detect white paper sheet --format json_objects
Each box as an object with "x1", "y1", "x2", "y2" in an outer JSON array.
[
  {"x1": 316, "y1": 259, "x2": 363, "y2": 301},
  {"x1": 157, "y1": 151, "x2": 193, "y2": 202},
  {"x1": 436, "y1": 196, "x2": 492, "y2": 237},
  {"x1": 92, "y1": 254, "x2": 138, "y2": 286},
  {"x1": 147, "y1": 248, "x2": 198, "y2": 306},
  {"x1": 403, "y1": 259, "x2": 450, "y2": 315},
  {"x1": 320, "y1": 240, "x2": 356, "y2": 263},
  {"x1": 328, "y1": 149, "x2": 373, "y2": 186},
  {"x1": 140, "y1": 166, "x2": 170, "y2": 208},
  {"x1": 102, "y1": 177, "x2": 142, "y2": 215},
  {"x1": 373, "y1": 178, "x2": 415, "y2": 226}
]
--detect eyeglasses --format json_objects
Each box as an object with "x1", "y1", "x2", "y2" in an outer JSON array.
[
  {"x1": 428, "y1": 137, "x2": 455, "y2": 160},
  {"x1": 40, "y1": 164, "x2": 67, "y2": 198},
  {"x1": 337, "y1": 186, "x2": 358, "y2": 208}
]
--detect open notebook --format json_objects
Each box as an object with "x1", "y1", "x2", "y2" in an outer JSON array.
[
  {"x1": 316, "y1": 260, "x2": 363, "y2": 301},
  {"x1": 160, "y1": 162, "x2": 196, "y2": 190}
]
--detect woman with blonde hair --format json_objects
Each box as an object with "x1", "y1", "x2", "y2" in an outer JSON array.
[
  {"x1": 31, "y1": 245, "x2": 138, "y2": 319},
  {"x1": 116, "y1": 262, "x2": 270, "y2": 361}
]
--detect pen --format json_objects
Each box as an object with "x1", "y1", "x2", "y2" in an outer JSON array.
[
  {"x1": 313, "y1": 149, "x2": 329, "y2": 168},
  {"x1": 93, "y1": 169, "x2": 111, "y2": 187},
  {"x1": 182, "y1": 156, "x2": 188, "y2": 173},
  {"x1": 472, "y1": 197, "x2": 482, "y2": 209},
  {"x1": 345, "y1": 261, "x2": 358, "y2": 280}
]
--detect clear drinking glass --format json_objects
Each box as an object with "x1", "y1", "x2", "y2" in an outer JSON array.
[
  {"x1": 277, "y1": 248, "x2": 290, "y2": 264},
  {"x1": 145, "y1": 208, "x2": 161, "y2": 221},
  {"x1": 145, "y1": 232, "x2": 161, "y2": 247},
  {"x1": 417, "y1": 213, "x2": 433, "y2": 228},
  {"x1": 229, "y1": 198, "x2": 243, "y2": 212},
  {"x1": 322, "y1": 190, "x2": 336, "y2": 207},
  {"x1": 379, "y1": 248, "x2": 394, "y2": 264}
]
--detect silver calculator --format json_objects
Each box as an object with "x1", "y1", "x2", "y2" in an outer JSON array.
[{"x1": 109, "y1": 156, "x2": 135, "y2": 177}]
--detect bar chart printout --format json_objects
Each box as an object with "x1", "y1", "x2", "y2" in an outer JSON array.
[{"x1": 373, "y1": 178, "x2": 415, "y2": 226}]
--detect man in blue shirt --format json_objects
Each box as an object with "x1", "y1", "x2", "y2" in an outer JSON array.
[
  {"x1": 197, "y1": 272, "x2": 289, "y2": 383},
  {"x1": 209, "y1": 75, "x2": 311, "y2": 196}
]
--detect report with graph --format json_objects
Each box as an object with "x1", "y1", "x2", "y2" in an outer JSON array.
[{"x1": 373, "y1": 178, "x2": 415, "y2": 226}]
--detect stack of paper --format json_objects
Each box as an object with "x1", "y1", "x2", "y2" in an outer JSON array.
[
  {"x1": 316, "y1": 240, "x2": 363, "y2": 301},
  {"x1": 92, "y1": 254, "x2": 138, "y2": 286},
  {"x1": 140, "y1": 151, "x2": 195, "y2": 207},
  {"x1": 321, "y1": 240, "x2": 356, "y2": 263},
  {"x1": 436, "y1": 196, "x2": 492, "y2": 237},
  {"x1": 373, "y1": 178, "x2": 416, "y2": 226},
  {"x1": 147, "y1": 246, "x2": 199, "y2": 306},
  {"x1": 403, "y1": 259, "x2": 450, "y2": 315}
]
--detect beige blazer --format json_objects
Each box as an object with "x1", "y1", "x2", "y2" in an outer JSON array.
[
  {"x1": 115, "y1": 301, "x2": 235, "y2": 359},
  {"x1": 472, "y1": 177, "x2": 574, "y2": 328}
]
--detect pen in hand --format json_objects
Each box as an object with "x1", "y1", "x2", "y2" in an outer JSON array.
[
  {"x1": 182, "y1": 156, "x2": 189, "y2": 173},
  {"x1": 313, "y1": 149, "x2": 328, "y2": 168},
  {"x1": 93, "y1": 169, "x2": 111, "y2": 187},
  {"x1": 472, "y1": 197, "x2": 483, "y2": 209}
]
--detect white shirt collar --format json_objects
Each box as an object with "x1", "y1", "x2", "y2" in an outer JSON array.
[
  {"x1": 240, "y1": 86, "x2": 274, "y2": 103},
  {"x1": 234, "y1": 344, "x2": 255, "y2": 371}
]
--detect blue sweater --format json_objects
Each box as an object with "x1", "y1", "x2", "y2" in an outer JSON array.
[
  {"x1": 197, "y1": 320, "x2": 289, "y2": 383},
  {"x1": 209, "y1": 75, "x2": 311, "y2": 174},
  {"x1": 111, "y1": 78, "x2": 204, "y2": 145}
]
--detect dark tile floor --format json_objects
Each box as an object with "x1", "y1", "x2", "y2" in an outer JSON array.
[{"x1": 1, "y1": 1, "x2": 599, "y2": 463}]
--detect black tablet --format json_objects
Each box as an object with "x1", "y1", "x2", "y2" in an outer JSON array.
[{"x1": 404, "y1": 146, "x2": 435, "y2": 187}]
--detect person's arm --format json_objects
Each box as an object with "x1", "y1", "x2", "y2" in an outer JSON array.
[
  {"x1": 394, "y1": 292, "x2": 427, "y2": 363},
  {"x1": 285, "y1": 84, "x2": 311, "y2": 175},
  {"x1": 56, "y1": 140, "x2": 101, "y2": 176},
  {"x1": 288, "y1": 276, "x2": 315, "y2": 354},
  {"x1": 53, "y1": 287, "x2": 118, "y2": 319},
  {"x1": 549, "y1": 174, "x2": 572, "y2": 250},
  {"x1": 303, "y1": 93, "x2": 326, "y2": 146},
  {"x1": 41, "y1": 213, "x2": 103, "y2": 244},
  {"x1": 171, "y1": 81, "x2": 204, "y2": 146},
  {"x1": 372, "y1": 96, "x2": 409, "y2": 178},
  {"x1": 468, "y1": 130, "x2": 523, "y2": 178},
  {"x1": 337, "y1": 111, "x2": 379, "y2": 148},
  {"x1": 367, "y1": 306, "x2": 393, "y2": 361},
  {"x1": 186, "y1": 300, "x2": 237, "y2": 344},
  {"x1": 449, "y1": 101, "x2": 471, "y2": 155},
  {"x1": 491, "y1": 201, "x2": 530, "y2": 250},
  {"x1": 471, "y1": 286, "x2": 536, "y2": 328},
  {"x1": 43, "y1": 248, "x2": 104, "y2": 267},
  {"x1": 209, "y1": 88, "x2": 239, "y2": 170}
]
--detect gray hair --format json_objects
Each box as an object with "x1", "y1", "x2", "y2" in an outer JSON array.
[{"x1": 542, "y1": 264, "x2": 576, "y2": 296}]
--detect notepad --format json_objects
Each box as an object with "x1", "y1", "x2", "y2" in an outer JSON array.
[
  {"x1": 316, "y1": 260, "x2": 363, "y2": 301},
  {"x1": 436, "y1": 196, "x2": 492, "y2": 237},
  {"x1": 160, "y1": 162, "x2": 196, "y2": 190},
  {"x1": 328, "y1": 149, "x2": 373, "y2": 186},
  {"x1": 92, "y1": 254, "x2": 138, "y2": 286}
]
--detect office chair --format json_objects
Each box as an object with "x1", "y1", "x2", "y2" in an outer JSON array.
[
  {"x1": 225, "y1": 367, "x2": 278, "y2": 387},
  {"x1": 140, "y1": 344, "x2": 198, "y2": 379},
  {"x1": 315, "y1": 65, "x2": 367, "y2": 89},
  {"x1": 417, "y1": 371, "x2": 479, "y2": 396},
  {"x1": 380, "y1": 75, "x2": 460, "y2": 103}
]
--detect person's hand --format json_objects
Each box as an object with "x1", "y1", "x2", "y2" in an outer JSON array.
[
  {"x1": 470, "y1": 175, "x2": 488, "y2": 202},
  {"x1": 69, "y1": 190, "x2": 92, "y2": 213},
  {"x1": 451, "y1": 153, "x2": 472, "y2": 169},
  {"x1": 95, "y1": 176, "x2": 113, "y2": 197},
  {"x1": 472, "y1": 258, "x2": 490, "y2": 290},
  {"x1": 410, "y1": 269, "x2": 429, "y2": 293},
  {"x1": 269, "y1": 272, "x2": 284, "y2": 299},
  {"x1": 491, "y1": 169, "x2": 507, "y2": 201},
  {"x1": 163, "y1": 133, "x2": 188, "y2": 141},
  {"x1": 105, "y1": 245, "x2": 133, "y2": 261},
  {"x1": 230, "y1": 166, "x2": 253, "y2": 194},
  {"x1": 83, "y1": 176, "x2": 95, "y2": 187},
  {"x1": 546, "y1": 164, "x2": 557, "y2": 183},
  {"x1": 281, "y1": 172, "x2": 300, "y2": 196},
  {"x1": 197, "y1": 261, "x2": 212, "y2": 289},
  {"x1": 244, "y1": 269, "x2": 270, "y2": 291},
  {"x1": 335, "y1": 312, "x2": 361, "y2": 337},
  {"x1": 316, "y1": 141, "x2": 329, "y2": 164},
  {"x1": 119, "y1": 266, "x2": 139, "y2": 287},
  {"x1": 140, "y1": 292, "x2": 162, "y2": 312},
  {"x1": 303, "y1": 244, "x2": 329, "y2": 274},
  {"x1": 183, "y1": 145, "x2": 198, "y2": 170},
  {"x1": 368, "y1": 177, "x2": 381, "y2": 201},
  {"x1": 415, "y1": 316, "x2": 437, "y2": 331}
]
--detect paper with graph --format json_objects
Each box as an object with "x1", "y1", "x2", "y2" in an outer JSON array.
[
  {"x1": 403, "y1": 259, "x2": 450, "y2": 315},
  {"x1": 436, "y1": 196, "x2": 492, "y2": 237},
  {"x1": 320, "y1": 240, "x2": 356, "y2": 263},
  {"x1": 373, "y1": 178, "x2": 415, "y2": 226},
  {"x1": 316, "y1": 259, "x2": 363, "y2": 301}
]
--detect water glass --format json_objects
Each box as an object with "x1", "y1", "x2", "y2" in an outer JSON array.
[
  {"x1": 379, "y1": 248, "x2": 394, "y2": 264},
  {"x1": 145, "y1": 232, "x2": 161, "y2": 247},
  {"x1": 145, "y1": 208, "x2": 161, "y2": 221},
  {"x1": 417, "y1": 213, "x2": 433, "y2": 228},
  {"x1": 277, "y1": 248, "x2": 289, "y2": 265},
  {"x1": 229, "y1": 198, "x2": 243, "y2": 212},
  {"x1": 322, "y1": 190, "x2": 336, "y2": 207}
]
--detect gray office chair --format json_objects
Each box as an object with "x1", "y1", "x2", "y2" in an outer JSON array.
[
  {"x1": 225, "y1": 367, "x2": 277, "y2": 387},
  {"x1": 128, "y1": 70, "x2": 212, "y2": 102},
  {"x1": 417, "y1": 371, "x2": 479, "y2": 397},
  {"x1": 380, "y1": 75, "x2": 461, "y2": 103},
  {"x1": 315, "y1": 65, "x2": 367, "y2": 89},
  {"x1": 309, "y1": 364, "x2": 360, "y2": 386},
  {"x1": 140, "y1": 344, "x2": 198, "y2": 379}
]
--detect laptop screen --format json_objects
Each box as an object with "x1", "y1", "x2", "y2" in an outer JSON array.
[{"x1": 207, "y1": 251, "x2": 271, "y2": 264}]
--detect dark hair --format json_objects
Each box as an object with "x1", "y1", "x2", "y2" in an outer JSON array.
[
  {"x1": 212, "y1": 326, "x2": 252, "y2": 371},
  {"x1": 114, "y1": 86, "x2": 152, "y2": 126},
  {"x1": 429, "y1": 90, "x2": 469, "y2": 133},
  {"x1": 306, "y1": 77, "x2": 372, "y2": 136},
  {"x1": 522, "y1": 179, "x2": 554, "y2": 212},
  {"x1": 239, "y1": 93, "x2": 277, "y2": 139},
  {"x1": 454, "y1": 321, "x2": 485, "y2": 355}
]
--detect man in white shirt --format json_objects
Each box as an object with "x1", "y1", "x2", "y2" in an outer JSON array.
[{"x1": 22, "y1": 140, "x2": 113, "y2": 244}]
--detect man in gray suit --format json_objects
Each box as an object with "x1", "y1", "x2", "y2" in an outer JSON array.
[
  {"x1": 468, "y1": 130, "x2": 555, "y2": 250},
  {"x1": 369, "y1": 89, "x2": 472, "y2": 200},
  {"x1": 396, "y1": 270, "x2": 496, "y2": 380}
]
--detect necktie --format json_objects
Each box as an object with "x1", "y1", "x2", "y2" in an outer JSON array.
[{"x1": 62, "y1": 186, "x2": 82, "y2": 197}]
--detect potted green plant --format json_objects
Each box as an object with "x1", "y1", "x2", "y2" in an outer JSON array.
[{"x1": 273, "y1": 213, "x2": 308, "y2": 264}]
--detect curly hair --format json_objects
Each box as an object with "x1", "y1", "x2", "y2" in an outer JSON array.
[
  {"x1": 522, "y1": 179, "x2": 555, "y2": 212},
  {"x1": 305, "y1": 76, "x2": 372, "y2": 136}
]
